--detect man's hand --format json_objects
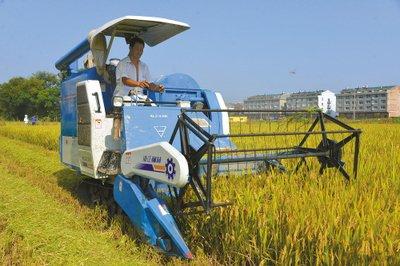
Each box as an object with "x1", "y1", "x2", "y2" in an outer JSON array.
[
  {"x1": 149, "y1": 82, "x2": 165, "y2": 93},
  {"x1": 122, "y1": 77, "x2": 164, "y2": 93},
  {"x1": 122, "y1": 77, "x2": 150, "y2": 88},
  {"x1": 138, "y1": 80, "x2": 150, "y2": 88}
]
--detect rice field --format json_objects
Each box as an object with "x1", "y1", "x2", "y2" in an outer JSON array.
[
  {"x1": 0, "y1": 121, "x2": 59, "y2": 150},
  {"x1": 0, "y1": 120, "x2": 399, "y2": 264}
]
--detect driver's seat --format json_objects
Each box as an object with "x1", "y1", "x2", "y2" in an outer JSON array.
[
  {"x1": 106, "y1": 58, "x2": 120, "y2": 93},
  {"x1": 88, "y1": 31, "x2": 109, "y2": 82}
]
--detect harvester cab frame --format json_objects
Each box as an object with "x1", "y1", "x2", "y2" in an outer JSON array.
[{"x1": 56, "y1": 16, "x2": 361, "y2": 259}]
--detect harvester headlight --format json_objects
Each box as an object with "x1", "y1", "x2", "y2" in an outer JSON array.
[{"x1": 113, "y1": 96, "x2": 123, "y2": 107}]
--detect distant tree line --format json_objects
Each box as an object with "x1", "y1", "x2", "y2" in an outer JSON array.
[{"x1": 0, "y1": 72, "x2": 60, "y2": 121}]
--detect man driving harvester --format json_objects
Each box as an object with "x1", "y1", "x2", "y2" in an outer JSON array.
[
  {"x1": 114, "y1": 36, "x2": 164, "y2": 97},
  {"x1": 105, "y1": 37, "x2": 165, "y2": 174},
  {"x1": 113, "y1": 37, "x2": 164, "y2": 139}
]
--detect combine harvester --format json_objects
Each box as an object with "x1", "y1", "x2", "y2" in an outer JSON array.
[{"x1": 55, "y1": 16, "x2": 361, "y2": 259}]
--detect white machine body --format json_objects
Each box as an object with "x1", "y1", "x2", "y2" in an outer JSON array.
[
  {"x1": 121, "y1": 142, "x2": 189, "y2": 188},
  {"x1": 61, "y1": 80, "x2": 120, "y2": 179}
]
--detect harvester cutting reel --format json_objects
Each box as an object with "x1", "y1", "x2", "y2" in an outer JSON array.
[{"x1": 168, "y1": 109, "x2": 361, "y2": 214}]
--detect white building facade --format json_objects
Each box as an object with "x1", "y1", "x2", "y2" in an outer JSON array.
[
  {"x1": 286, "y1": 90, "x2": 336, "y2": 114},
  {"x1": 318, "y1": 90, "x2": 336, "y2": 115}
]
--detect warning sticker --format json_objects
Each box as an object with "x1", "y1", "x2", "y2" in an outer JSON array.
[
  {"x1": 95, "y1": 119, "x2": 102, "y2": 129},
  {"x1": 154, "y1": 126, "x2": 167, "y2": 138}
]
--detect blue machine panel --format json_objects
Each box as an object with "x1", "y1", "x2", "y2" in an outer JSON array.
[
  {"x1": 149, "y1": 88, "x2": 204, "y2": 103},
  {"x1": 121, "y1": 105, "x2": 234, "y2": 152},
  {"x1": 122, "y1": 106, "x2": 182, "y2": 151},
  {"x1": 113, "y1": 175, "x2": 192, "y2": 258},
  {"x1": 55, "y1": 39, "x2": 90, "y2": 71},
  {"x1": 157, "y1": 73, "x2": 200, "y2": 89},
  {"x1": 148, "y1": 73, "x2": 203, "y2": 104}
]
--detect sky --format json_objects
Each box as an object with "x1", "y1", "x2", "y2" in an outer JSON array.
[{"x1": 0, "y1": 0, "x2": 399, "y2": 101}]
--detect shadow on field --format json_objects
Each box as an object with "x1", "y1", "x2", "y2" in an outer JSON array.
[
  {"x1": 53, "y1": 169, "x2": 138, "y2": 239},
  {"x1": 54, "y1": 169, "x2": 94, "y2": 207},
  {"x1": 53, "y1": 168, "x2": 176, "y2": 262}
]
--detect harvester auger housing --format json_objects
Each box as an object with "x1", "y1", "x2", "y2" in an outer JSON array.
[{"x1": 56, "y1": 16, "x2": 361, "y2": 259}]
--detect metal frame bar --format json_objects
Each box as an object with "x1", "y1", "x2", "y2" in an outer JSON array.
[
  {"x1": 318, "y1": 111, "x2": 329, "y2": 146},
  {"x1": 353, "y1": 132, "x2": 361, "y2": 179},
  {"x1": 169, "y1": 109, "x2": 362, "y2": 213},
  {"x1": 104, "y1": 31, "x2": 116, "y2": 62},
  {"x1": 215, "y1": 129, "x2": 360, "y2": 138},
  {"x1": 184, "y1": 109, "x2": 326, "y2": 113}
]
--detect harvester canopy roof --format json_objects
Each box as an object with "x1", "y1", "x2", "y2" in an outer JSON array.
[
  {"x1": 88, "y1": 16, "x2": 190, "y2": 47},
  {"x1": 55, "y1": 16, "x2": 190, "y2": 72}
]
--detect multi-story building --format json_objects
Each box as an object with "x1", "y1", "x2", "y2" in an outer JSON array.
[
  {"x1": 243, "y1": 93, "x2": 291, "y2": 110},
  {"x1": 226, "y1": 102, "x2": 244, "y2": 110},
  {"x1": 336, "y1": 86, "x2": 400, "y2": 118},
  {"x1": 243, "y1": 90, "x2": 336, "y2": 119},
  {"x1": 286, "y1": 90, "x2": 336, "y2": 114},
  {"x1": 243, "y1": 93, "x2": 291, "y2": 119}
]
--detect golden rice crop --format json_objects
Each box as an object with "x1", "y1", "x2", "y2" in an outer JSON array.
[
  {"x1": 184, "y1": 122, "x2": 400, "y2": 264},
  {"x1": 1, "y1": 120, "x2": 399, "y2": 264},
  {"x1": 0, "y1": 121, "x2": 59, "y2": 150}
]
